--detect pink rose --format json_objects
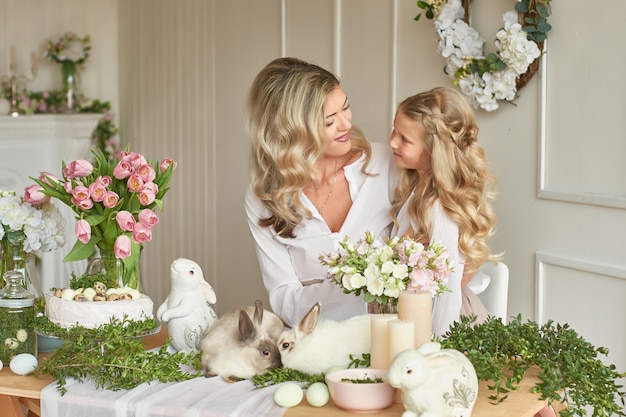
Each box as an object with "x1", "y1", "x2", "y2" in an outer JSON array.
[
  {"x1": 127, "y1": 173, "x2": 144, "y2": 192},
  {"x1": 160, "y1": 158, "x2": 177, "y2": 173},
  {"x1": 132, "y1": 223, "x2": 152, "y2": 243},
  {"x1": 62, "y1": 160, "x2": 93, "y2": 179},
  {"x1": 113, "y1": 161, "x2": 134, "y2": 180},
  {"x1": 64, "y1": 181, "x2": 73, "y2": 193},
  {"x1": 23, "y1": 185, "x2": 50, "y2": 204},
  {"x1": 138, "y1": 209, "x2": 159, "y2": 227},
  {"x1": 114, "y1": 235, "x2": 132, "y2": 259},
  {"x1": 138, "y1": 190, "x2": 156, "y2": 206},
  {"x1": 102, "y1": 191, "x2": 119, "y2": 208},
  {"x1": 116, "y1": 210, "x2": 136, "y2": 232},
  {"x1": 75, "y1": 219, "x2": 91, "y2": 244},
  {"x1": 136, "y1": 164, "x2": 156, "y2": 182}
]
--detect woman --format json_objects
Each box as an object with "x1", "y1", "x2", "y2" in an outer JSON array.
[
  {"x1": 244, "y1": 57, "x2": 397, "y2": 326},
  {"x1": 389, "y1": 86, "x2": 501, "y2": 335}
]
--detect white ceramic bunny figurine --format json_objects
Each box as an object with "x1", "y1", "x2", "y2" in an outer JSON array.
[
  {"x1": 387, "y1": 342, "x2": 478, "y2": 417},
  {"x1": 156, "y1": 258, "x2": 218, "y2": 351}
]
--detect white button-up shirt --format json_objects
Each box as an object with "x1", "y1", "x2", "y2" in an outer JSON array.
[{"x1": 245, "y1": 142, "x2": 398, "y2": 326}]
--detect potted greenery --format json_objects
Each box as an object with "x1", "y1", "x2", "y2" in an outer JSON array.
[{"x1": 440, "y1": 315, "x2": 625, "y2": 417}]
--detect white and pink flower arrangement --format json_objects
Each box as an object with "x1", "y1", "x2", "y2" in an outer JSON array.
[
  {"x1": 319, "y1": 231, "x2": 453, "y2": 306},
  {"x1": 0, "y1": 188, "x2": 66, "y2": 265},
  {"x1": 30, "y1": 147, "x2": 176, "y2": 289}
]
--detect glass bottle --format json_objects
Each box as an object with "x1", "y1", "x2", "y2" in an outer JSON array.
[{"x1": 0, "y1": 270, "x2": 37, "y2": 362}]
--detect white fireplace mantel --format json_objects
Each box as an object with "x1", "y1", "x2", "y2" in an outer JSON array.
[{"x1": 0, "y1": 113, "x2": 102, "y2": 291}]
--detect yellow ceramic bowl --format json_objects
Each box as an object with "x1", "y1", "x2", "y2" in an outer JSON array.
[{"x1": 325, "y1": 368, "x2": 396, "y2": 412}]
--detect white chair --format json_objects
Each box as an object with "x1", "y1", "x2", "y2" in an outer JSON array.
[{"x1": 468, "y1": 262, "x2": 510, "y2": 323}]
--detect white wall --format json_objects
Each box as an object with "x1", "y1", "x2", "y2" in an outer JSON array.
[{"x1": 1, "y1": 0, "x2": 624, "y2": 398}]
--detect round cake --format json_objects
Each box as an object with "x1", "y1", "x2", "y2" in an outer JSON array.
[{"x1": 45, "y1": 291, "x2": 154, "y2": 329}]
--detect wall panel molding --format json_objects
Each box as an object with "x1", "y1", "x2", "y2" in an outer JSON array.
[{"x1": 535, "y1": 251, "x2": 626, "y2": 323}]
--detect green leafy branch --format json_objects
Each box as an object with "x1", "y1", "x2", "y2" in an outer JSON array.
[
  {"x1": 34, "y1": 316, "x2": 202, "y2": 395},
  {"x1": 251, "y1": 367, "x2": 325, "y2": 389}
]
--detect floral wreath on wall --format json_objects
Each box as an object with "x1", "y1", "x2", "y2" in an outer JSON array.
[{"x1": 416, "y1": 0, "x2": 552, "y2": 112}]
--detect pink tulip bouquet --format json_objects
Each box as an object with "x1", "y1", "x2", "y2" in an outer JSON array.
[{"x1": 29, "y1": 147, "x2": 175, "y2": 289}]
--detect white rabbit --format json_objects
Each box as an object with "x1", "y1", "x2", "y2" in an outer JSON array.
[
  {"x1": 277, "y1": 302, "x2": 371, "y2": 374},
  {"x1": 387, "y1": 342, "x2": 478, "y2": 417},
  {"x1": 156, "y1": 258, "x2": 218, "y2": 351},
  {"x1": 199, "y1": 299, "x2": 285, "y2": 382}
]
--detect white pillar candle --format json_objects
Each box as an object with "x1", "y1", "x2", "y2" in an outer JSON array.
[
  {"x1": 398, "y1": 290, "x2": 433, "y2": 348},
  {"x1": 370, "y1": 313, "x2": 397, "y2": 370},
  {"x1": 387, "y1": 319, "x2": 415, "y2": 365}
]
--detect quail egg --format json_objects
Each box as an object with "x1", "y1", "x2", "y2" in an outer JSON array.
[{"x1": 15, "y1": 329, "x2": 28, "y2": 342}]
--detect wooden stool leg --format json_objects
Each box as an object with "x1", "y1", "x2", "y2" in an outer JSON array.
[{"x1": 0, "y1": 394, "x2": 26, "y2": 417}]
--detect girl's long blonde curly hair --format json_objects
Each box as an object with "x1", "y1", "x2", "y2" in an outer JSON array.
[
  {"x1": 246, "y1": 57, "x2": 371, "y2": 238},
  {"x1": 391, "y1": 87, "x2": 500, "y2": 271}
]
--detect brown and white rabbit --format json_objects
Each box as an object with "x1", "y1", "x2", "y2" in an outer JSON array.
[
  {"x1": 277, "y1": 302, "x2": 372, "y2": 374},
  {"x1": 199, "y1": 299, "x2": 284, "y2": 382}
]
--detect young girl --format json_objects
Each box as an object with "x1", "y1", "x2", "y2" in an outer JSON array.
[{"x1": 389, "y1": 86, "x2": 501, "y2": 336}]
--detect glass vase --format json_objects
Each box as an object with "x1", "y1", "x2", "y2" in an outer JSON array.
[
  {"x1": 367, "y1": 298, "x2": 398, "y2": 314},
  {"x1": 61, "y1": 61, "x2": 80, "y2": 111},
  {"x1": 0, "y1": 241, "x2": 42, "y2": 298},
  {"x1": 87, "y1": 247, "x2": 143, "y2": 292},
  {"x1": 0, "y1": 270, "x2": 37, "y2": 362}
]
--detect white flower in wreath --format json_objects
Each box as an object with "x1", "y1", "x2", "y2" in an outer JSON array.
[{"x1": 429, "y1": 0, "x2": 544, "y2": 111}]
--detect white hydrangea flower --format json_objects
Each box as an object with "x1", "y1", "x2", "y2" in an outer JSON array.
[
  {"x1": 496, "y1": 23, "x2": 540, "y2": 75},
  {"x1": 0, "y1": 192, "x2": 65, "y2": 253}
]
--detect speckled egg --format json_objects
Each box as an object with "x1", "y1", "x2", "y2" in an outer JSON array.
[
  {"x1": 274, "y1": 382, "x2": 304, "y2": 408},
  {"x1": 4, "y1": 338, "x2": 19, "y2": 349},
  {"x1": 9, "y1": 353, "x2": 37, "y2": 375},
  {"x1": 15, "y1": 329, "x2": 28, "y2": 342}
]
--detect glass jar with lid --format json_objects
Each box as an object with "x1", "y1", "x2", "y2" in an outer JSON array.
[{"x1": 0, "y1": 270, "x2": 37, "y2": 362}]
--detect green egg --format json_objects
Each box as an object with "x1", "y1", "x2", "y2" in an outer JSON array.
[{"x1": 306, "y1": 382, "x2": 330, "y2": 407}]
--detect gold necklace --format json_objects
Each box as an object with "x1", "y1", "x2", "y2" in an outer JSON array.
[{"x1": 315, "y1": 158, "x2": 338, "y2": 215}]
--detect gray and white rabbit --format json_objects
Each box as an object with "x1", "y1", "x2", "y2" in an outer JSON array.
[
  {"x1": 156, "y1": 258, "x2": 218, "y2": 352},
  {"x1": 277, "y1": 302, "x2": 371, "y2": 374},
  {"x1": 199, "y1": 299, "x2": 285, "y2": 382}
]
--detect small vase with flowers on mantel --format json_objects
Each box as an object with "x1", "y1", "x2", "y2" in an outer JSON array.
[{"x1": 44, "y1": 32, "x2": 91, "y2": 111}]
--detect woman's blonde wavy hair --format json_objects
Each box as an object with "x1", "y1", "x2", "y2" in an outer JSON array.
[
  {"x1": 391, "y1": 86, "x2": 500, "y2": 271},
  {"x1": 246, "y1": 57, "x2": 371, "y2": 238}
]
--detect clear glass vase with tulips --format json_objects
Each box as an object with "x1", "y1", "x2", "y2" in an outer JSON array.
[{"x1": 30, "y1": 147, "x2": 176, "y2": 290}]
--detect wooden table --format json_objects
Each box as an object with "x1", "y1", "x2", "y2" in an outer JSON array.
[{"x1": 0, "y1": 328, "x2": 552, "y2": 417}]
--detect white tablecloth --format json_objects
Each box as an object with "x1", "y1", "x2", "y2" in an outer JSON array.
[{"x1": 41, "y1": 368, "x2": 292, "y2": 417}]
